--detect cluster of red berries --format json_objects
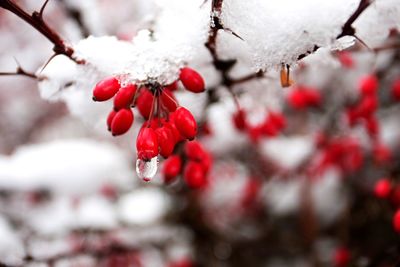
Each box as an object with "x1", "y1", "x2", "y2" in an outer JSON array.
[
  {"x1": 92, "y1": 67, "x2": 206, "y2": 176},
  {"x1": 162, "y1": 140, "x2": 212, "y2": 189},
  {"x1": 313, "y1": 136, "x2": 364, "y2": 175},
  {"x1": 287, "y1": 86, "x2": 322, "y2": 110},
  {"x1": 232, "y1": 109, "x2": 286, "y2": 143}
]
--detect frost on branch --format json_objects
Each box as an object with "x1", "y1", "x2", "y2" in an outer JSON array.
[{"x1": 220, "y1": 0, "x2": 400, "y2": 71}]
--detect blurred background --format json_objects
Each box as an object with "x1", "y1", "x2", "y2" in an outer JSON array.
[{"x1": 0, "y1": 0, "x2": 400, "y2": 266}]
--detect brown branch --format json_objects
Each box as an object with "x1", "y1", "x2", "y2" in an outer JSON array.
[
  {"x1": 337, "y1": 0, "x2": 372, "y2": 39},
  {"x1": 0, "y1": 59, "x2": 45, "y2": 80},
  {"x1": 0, "y1": 0, "x2": 84, "y2": 64}
]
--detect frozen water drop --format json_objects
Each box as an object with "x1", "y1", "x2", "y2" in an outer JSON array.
[{"x1": 136, "y1": 156, "x2": 158, "y2": 182}]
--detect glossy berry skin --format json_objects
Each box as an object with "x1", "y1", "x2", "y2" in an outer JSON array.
[
  {"x1": 165, "y1": 120, "x2": 184, "y2": 144},
  {"x1": 174, "y1": 107, "x2": 197, "y2": 140},
  {"x1": 113, "y1": 84, "x2": 136, "y2": 110},
  {"x1": 136, "y1": 127, "x2": 159, "y2": 160},
  {"x1": 374, "y1": 178, "x2": 391, "y2": 199},
  {"x1": 161, "y1": 89, "x2": 178, "y2": 112},
  {"x1": 136, "y1": 89, "x2": 154, "y2": 119},
  {"x1": 93, "y1": 77, "x2": 120, "y2": 101},
  {"x1": 110, "y1": 108, "x2": 134, "y2": 136},
  {"x1": 155, "y1": 126, "x2": 175, "y2": 158},
  {"x1": 179, "y1": 67, "x2": 205, "y2": 93},
  {"x1": 183, "y1": 161, "x2": 207, "y2": 189},
  {"x1": 165, "y1": 81, "x2": 178, "y2": 92},
  {"x1": 359, "y1": 74, "x2": 378, "y2": 96},
  {"x1": 185, "y1": 141, "x2": 206, "y2": 161},
  {"x1": 106, "y1": 110, "x2": 117, "y2": 131},
  {"x1": 163, "y1": 155, "x2": 182, "y2": 183}
]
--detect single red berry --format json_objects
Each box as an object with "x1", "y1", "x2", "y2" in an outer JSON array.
[
  {"x1": 359, "y1": 74, "x2": 378, "y2": 96},
  {"x1": 373, "y1": 143, "x2": 392, "y2": 164},
  {"x1": 93, "y1": 77, "x2": 120, "y2": 101},
  {"x1": 163, "y1": 155, "x2": 182, "y2": 183},
  {"x1": 183, "y1": 161, "x2": 207, "y2": 189},
  {"x1": 232, "y1": 109, "x2": 247, "y2": 131},
  {"x1": 113, "y1": 84, "x2": 136, "y2": 110},
  {"x1": 136, "y1": 89, "x2": 154, "y2": 119},
  {"x1": 338, "y1": 51, "x2": 354, "y2": 68},
  {"x1": 185, "y1": 141, "x2": 206, "y2": 161},
  {"x1": 268, "y1": 111, "x2": 286, "y2": 130},
  {"x1": 174, "y1": 107, "x2": 197, "y2": 140},
  {"x1": 179, "y1": 67, "x2": 205, "y2": 93},
  {"x1": 161, "y1": 89, "x2": 178, "y2": 112},
  {"x1": 392, "y1": 79, "x2": 400, "y2": 101},
  {"x1": 106, "y1": 110, "x2": 117, "y2": 131},
  {"x1": 393, "y1": 210, "x2": 400, "y2": 233},
  {"x1": 287, "y1": 89, "x2": 308, "y2": 109},
  {"x1": 136, "y1": 127, "x2": 159, "y2": 160},
  {"x1": 334, "y1": 247, "x2": 350, "y2": 267},
  {"x1": 304, "y1": 89, "x2": 322, "y2": 106},
  {"x1": 155, "y1": 126, "x2": 175, "y2": 158},
  {"x1": 241, "y1": 178, "x2": 261, "y2": 207},
  {"x1": 374, "y1": 178, "x2": 391, "y2": 199},
  {"x1": 110, "y1": 108, "x2": 134, "y2": 136},
  {"x1": 248, "y1": 125, "x2": 263, "y2": 143}
]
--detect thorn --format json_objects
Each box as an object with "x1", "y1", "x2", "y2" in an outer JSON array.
[
  {"x1": 39, "y1": 53, "x2": 57, "y2": 73},
  {"x1": 354, "y1": 34, "x2": 372, "y2": 51},
  {"x1": 39, "y1": 0, "x2": 50, "y2": 19}
]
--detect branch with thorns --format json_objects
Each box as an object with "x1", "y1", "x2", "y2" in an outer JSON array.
[{"x1": 0, "y1": 0, "x2": 84, "y2": 65}]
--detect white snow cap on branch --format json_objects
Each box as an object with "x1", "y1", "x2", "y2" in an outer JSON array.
[{"x1": 221, "y1": 0, "x2": 400, "y2": 70}]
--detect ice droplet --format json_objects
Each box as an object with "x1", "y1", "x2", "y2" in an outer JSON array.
[{"x1": 136, "y1": 156, "x2": 158, "y2": 182}]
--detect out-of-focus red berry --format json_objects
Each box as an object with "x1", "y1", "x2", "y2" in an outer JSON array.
[
  {"x1": 232, "y1": 109, "x2": 247, "y2": 131},
  {"x1": 184, "y1": 161, "x2": 207, "y2": 189},
  {"x1": 393, "y1": 210, "x2": 400, "y2": 233},
  {"x1": 374, "y1": 178, "x2": 391, "y2": 199},
  {"x1": 359, "y1": 74, "x2": 378, "y2": 96},
  {"x1": 163, "y1": 155, "x2": 182, "y2": 183},
  {"x1": 334, "y1": 247, "x2": 350, "y2": 267}
]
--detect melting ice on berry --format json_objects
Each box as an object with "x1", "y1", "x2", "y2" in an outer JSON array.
[{"x1": 136, "y1": 156, "x2": 158, "y2": 182}]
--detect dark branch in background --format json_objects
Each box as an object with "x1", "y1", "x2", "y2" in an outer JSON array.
[
  {"x1": 57, "y1": 0, "x2": 91, "y2": 38},
  {"x1": 0, "y1": 0, "x2": 84, "y2": 64},
  {"x1": 337, "y1": 0, "x2": 372, "y2": 39}
]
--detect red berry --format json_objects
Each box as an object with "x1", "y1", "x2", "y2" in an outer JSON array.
[
  {"x1": 268, "y1": 111, "x2": 286, "y2": 130},
  {"x1": 374, "y1": 178, "x2": 391, "y2": 199},
  {"x1": 334, "y1": 247, "x2": 350, "y2": 267},
  {"x1": 161, "y1": 89, "x2": 178, "y2": 112},
  {"x1": 163, "y1": 155, "x2": 182, "y2": 183},
  {"x1": 392, "y1": 79, "x2": 400, "y2": 101},
  {"x1": 165, "y1": 81, "x2": 178, "y2": 92},
  {"x1": 393, "y1": 210, "x2": 400, "y2": 233},
  {"x1": 359, "y1": 74, "x2": 378, "y2": 96},
  {"x1": 174, "y1": 107, "x2": 197, "y2": 140},
  {"x1": 136, "y1": 89, "x2": 154, "y2": 119},
  {"x1": 165, "y1": 120, "x2": 184, "y2": 144},
  {"x1": 93, "y1": 77, "x2": 120, "y2": 101},
  {"x1": 106, "y1": 110, "x2": 117, "y2": 131},
  {"x1": 179, "y1": 67, "x2": 205, "y2": 93},
  {"x1": 155, "y1": 126, "x2": 175, "y2": 158},
  {"x1": 110, "y1": 108, "x2": 134, "y2": 136},
  {"x1": 365, "y1": 116, "x2": 379, "y2": 137},
  {"x1": 113, "y1": 84, "x2": 136, "y2": 110},
  {"x1": 185, "y1": 141, "x2": 206, "y2": 161},
  {"x1": 304, "y1": 89, "x2": 322, "y2": 106},
  {"x1": 232, "y1": 109, "x2": 247, "y2": 131},
  {"x1": 288, "y1": 89, "x2": 308, "y2": 109},
  {"x1": 136, "y1": 127, "x2": 159, "y2": 160},
  {"x1": 248, "y1": 125, "x2": 263, "y2": 143},
  {"x1": 183, "y1": 161, "x2": 207, "y2": 189},
  {"x1": 373, "y1": 143, "x2": 391, "y2": 164},
  {"x1": 338, "y1": 51, "x2": 354, "y2": 68},
  {"x1": 357, "y1": 95, "x2": 377, "y2": 118}
]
